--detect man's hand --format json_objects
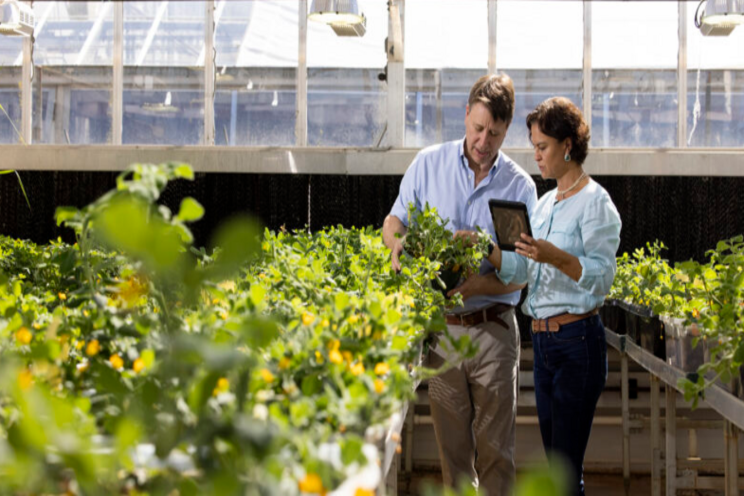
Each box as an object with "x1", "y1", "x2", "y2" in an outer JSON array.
[
  {"x1": 446, "y1": 273, "x2": 483, "y2": 300},
  {"x1": 453, "y1": 230, "x2": 479, "y2": 246},
  {"x1": 391, "y1": 235, "x2": 405, "y2": 272},
  {"x1": 382, "y1": 215, "x2": 408, "y2": 273}
]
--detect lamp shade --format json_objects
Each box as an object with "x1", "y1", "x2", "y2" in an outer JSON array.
[
  {"x1": 308, "y1": 0, "x2": 364, "y2": 25},
  {"x1": 700, "y1": 0, "x2": 744, "y2": 35}
]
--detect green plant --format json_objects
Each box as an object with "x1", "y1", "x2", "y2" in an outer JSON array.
[{"x1": 403, "y1": 203, "x2": 492, "y2": 295}]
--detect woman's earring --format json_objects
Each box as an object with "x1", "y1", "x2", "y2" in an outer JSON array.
[{"x1": 564, "y1": 152, "x2": 571, "y2": 162}]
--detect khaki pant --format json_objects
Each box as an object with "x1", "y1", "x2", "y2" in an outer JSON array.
[{"x1": 427, "y1": 308, "x2": 520, "y2": 496}]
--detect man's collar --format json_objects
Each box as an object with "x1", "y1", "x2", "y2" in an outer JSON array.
[{"x1": 459, "y1": 138, "x2": 501, "y2": 175}]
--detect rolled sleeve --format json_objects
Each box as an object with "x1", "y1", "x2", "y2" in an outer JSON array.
[
  {"x1": 577, "y1": 197, "x2": 622, "y2": 297},
  {"x1": 496, "y1": 251, "x2": 528, "y2": 286}
]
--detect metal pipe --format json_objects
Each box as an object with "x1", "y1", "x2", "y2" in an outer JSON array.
[{"x1": 666, "y1": 385, "x2": 677, "y2": 496}]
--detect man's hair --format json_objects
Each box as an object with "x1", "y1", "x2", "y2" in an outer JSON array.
[
  {"x1": 526, "y1": 96, "x2": 590, "y2": 166},
  {"x1": 467, "y1": 74, "x2": 515, "y2": 126}
]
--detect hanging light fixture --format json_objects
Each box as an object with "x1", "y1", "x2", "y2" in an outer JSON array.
[
  {"x1": 0, "y1": 0, "x2": 34, "y2": 37},
  {"x1": 695, "y1": 0, "x2": 744, "y2": 36},
  {"x1": 308, "y1": 0, "x2": 366, "y2": 37}
]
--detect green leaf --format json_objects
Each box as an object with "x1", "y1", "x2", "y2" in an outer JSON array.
[
  {"x1": 141, "y1": 349, "x2": 156, "y2": 369},
  {"x1": 335, "y1": 293, "x2": 350, "y2": 312},
  {"x1": 340, "y1": 436, "x2": 365, "y2": 466},
  {"x1": 209, "y1": 216, "x2": 261, "y2": 277},
  {"x1": 176, "y1": 197, "x2": 204, "y2": 223},
  {"x1": 250, "y1": 284, "x2": 266, "y2": 306},
  {"x1": 173, "y1": 163, "x2": 195, "y2": 180},
  {"x1": 301, "y1": 375, "x2": 321, "y2": 396},
  {"x1": 55, "y1": 206, "x2": 80, "y2": 227}
]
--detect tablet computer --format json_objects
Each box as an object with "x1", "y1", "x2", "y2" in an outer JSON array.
[{"x1": 488, "y1": 199, "x2": 532, "y2": 252}]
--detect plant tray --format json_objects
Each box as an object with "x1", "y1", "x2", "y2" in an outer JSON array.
[
  {"x1": 661, "y1": 316, "x2": 707, "y2": 374},
  {"x1": 600, "y1": 299, "x2": 625, "y2": 335},
  {"x1": 617, "y1": 300, "x2": 666, "y2": 360}
]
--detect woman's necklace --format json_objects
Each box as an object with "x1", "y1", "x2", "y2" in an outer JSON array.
[{"x1": 556, "y1": 171, "x2": 587, "y2": 200}]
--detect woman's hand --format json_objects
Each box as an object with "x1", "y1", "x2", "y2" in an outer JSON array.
[{"x1": 514, "y1": 233, "x2": 561, "y2": 265}]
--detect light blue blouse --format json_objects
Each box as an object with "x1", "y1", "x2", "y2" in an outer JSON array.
[{"x1": 497, "y1": 180, "x2": 621, "y2": 319}]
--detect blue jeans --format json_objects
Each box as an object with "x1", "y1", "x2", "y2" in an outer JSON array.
[{"x1": 532, "y1": 315, "x2": 608, "y2": 496}]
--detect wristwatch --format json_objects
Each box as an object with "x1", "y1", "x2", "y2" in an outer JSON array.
[{"x1": 486, "y1": 241, "x2": 495, "y2": 258}]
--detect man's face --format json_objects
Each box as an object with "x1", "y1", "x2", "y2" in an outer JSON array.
[{"x1": 464, "y1": 102, "x2": 509, "y2": 169}]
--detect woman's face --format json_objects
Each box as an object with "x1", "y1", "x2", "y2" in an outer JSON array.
[{"x1": 530, "y1": 123, "x2": 570, "y2": 180}]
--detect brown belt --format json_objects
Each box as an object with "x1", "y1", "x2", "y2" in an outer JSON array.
[
  {"x1": 445, "y1": 303, "x2": 513, "y2": 328},
  {"x1": 531, "y1": 308, "x2": 599, "y2": 333}
]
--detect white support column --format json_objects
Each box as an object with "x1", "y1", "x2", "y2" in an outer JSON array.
[
  {"x1": 621, "y1": 354, "x2": 630, "y2": 494},
  {"x1": 197, "y1": 0, "x2": 225, "y2": 66},
  {"x1": 650, "y1": 375, "x2": 662, "y2": 496},
  {"x1": 724, "y1": 420, "x2": 739, "y2": 496},
  {"x1": 678, "y1": 1, "x2": 688, "y2": 147},
  {"x1": 204, "y1": 0, "x2": 215, "y2": 145},
  {"x1": 296, "y1": 0, "x2": 308, "y2": 147},
  {"x1": 582, "y1": 1, "x2": 592, "y2": 126},
  {"x1": 666, "y1": 385, "x2": 677, "y2": 496},
  {"x1": 21, "y1": 19, "x2": 33, "y2": 145},
  {"x1": 487, "y1": 0, "x2": 497, "y2": 74},
  {"x1": 386, "y1": 0, "x2": 405, "y2": 148},
  {"x1": 112, "y1": 2, "x2": 123, "y2": 145}
]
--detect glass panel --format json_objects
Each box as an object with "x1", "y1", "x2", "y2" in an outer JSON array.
[
  {"x1": 592, "y1": 69, "x2": 677, "y2": 148},
  {"x1": 32, "y1": 67, "x2": 112, "y2": 144},
  {"x1": 31, "y1": 2, "x2": 112, "y2": 144},
  {"x1": 215, "y1": 68, "x2": 296, "y2": 146},
  {"x1": 124, "y1": 2, "x2": 205, "y2": 145},
  {"x1": 687, "y1": 1, "x2": 744, "y2": 70},
  {"x1": 497, "y1": 1, "x2": 583, "y2": 70},
  {"x1": 0, "y1": 31, "x2": 22, "y2": 66},
  {"x1": 214, "y1": 1, "x2": 297, "y2": 145},
  {"x1": 406, "y1": 0, "x2": 487, "y2": 70},
  {"x1": 124, "y1": 2, "x2": 205, "y2": 67},
  {"x1": 308, "y1": 68, "x2": 385, "y2": 146},
  {"x1": 308, "y1": 0, "x2": 386, "y2": 146},
  {"x1": 123, "y1": 67, "x2": 203, "y2": 145},
  {"x1": 687, "y1": 70, "x2": 744, "y2": 147},
  {"x1": 593, "y1": 2, "x2": 678, "y2": 69},
  {"x1": 0, "y1": 67, "x2": 22, "y2": 144}
]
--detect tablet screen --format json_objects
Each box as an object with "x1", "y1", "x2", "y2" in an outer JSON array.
[{"x1": 488, "y1": 199, "x2": 532, "y2": 252}]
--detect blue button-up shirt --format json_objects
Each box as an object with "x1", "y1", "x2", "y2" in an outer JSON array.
[
  {"x1": 390, "y1": 139, "x2": 537, "y2": 310},
  {"x1": 497, "y1": 180, "x2": 622, "y2": 319}
]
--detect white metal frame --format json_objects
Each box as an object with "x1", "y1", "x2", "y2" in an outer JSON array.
[{"x1": 9, "y1": 0, "x2": 744, "y2": 170}]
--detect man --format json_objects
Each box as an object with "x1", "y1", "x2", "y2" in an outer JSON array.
[{"x1": 382, "y1": 74, "x2": 537, "y2": 495}]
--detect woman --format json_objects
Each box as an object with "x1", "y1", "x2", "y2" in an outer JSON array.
[{"x1": 459, "y1": 96, "x2": 621, "y2": 495}]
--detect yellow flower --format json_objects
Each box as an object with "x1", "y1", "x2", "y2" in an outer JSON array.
[
  {"x1": 212, "y1": 298, "x2": 221, "y2": 305},
  {"x1": 109, "y1": 354, "x2": 124, "y2": 370},
  {"x1": 350, "y1": 362, "x2": 365, "y2": 376},
  {"x1": 692, "y1": 308, "x2": 701, "y2": 319},
  {"x1": 85, "y1": 340, "x2": 100, "y2": 357},
  {"x1": 75, "y1": 340, "x2": 85, "y2": 350},
  {"x1": 374, "y1": 379, "x2": 386, "y2": 394},
  {"x1": 133, "y1": 358, "x2": 145, "y2": 373},
  {"x1": 355, "y1": 489, "x2": 374, "y2": 496},
  {"x1": 327, "y1": 339, "x2": 340, "y2": 351},
  {"x1": 342, "y1": 351, "x2": 353, "y2": 363},
  {"x1": 298, "y1": 473, "x2": 324, "y2": 494},
  {"x1": 219, "y1": 311, "x2": 228, "y2": 320},
  {"x1": 15, "y1": 327, "x2": 32, "y2": 345},
  {"x1": 371, "y1": 331, "x2": 383, "y2": 341},
  {"x1": 302, "y1": 313, "x2": 315, "y2": 326},
  {"x1": 315, "y1": 350, "x2": 324, "y2": 364},
  {"x1": 329, "y1": 349, "x2": 344, "y2": 365},
  {"x1": 374, "y1": 362, "x2": 390, "y2": 376},
  {"x1": 348, "y1": 315, "x2": 359, "y2": 324},
  {"x1": 217, "y1": 377, "x2": 229, "y2": 390},
  {"x1": 18, "y1": 369, "x2": 33, "y2": 390},
  {"x1": 279, "y1": 357, "x2": 291, "y2": 370},
  {"x1": 32, "y1": 322, "x2": 42, "y2": 330},
  {"x1": 58, "y1": 292, "x2": 67, "y2": 301},
  {"x1": 321, "y1": 319, "x2": 330, "y2": 327},
  {"x1": 260, "y1": 368, "x2": 275, "y2": 383},
  {"x1": 77, "y1": 361, "x2": 90, "y2": 373}
]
